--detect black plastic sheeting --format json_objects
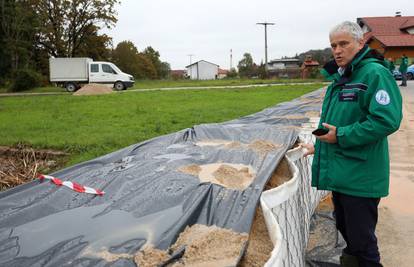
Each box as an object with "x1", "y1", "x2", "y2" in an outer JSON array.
[
  {"x1": 306, "y1": 211, "x2": 345, "y2": 267},
  {"x1": 0, "y1": 89, "x2": 325, "y2": 267}
]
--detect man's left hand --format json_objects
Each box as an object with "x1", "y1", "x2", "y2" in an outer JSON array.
[{"x1": 317, "y1": 123, "x2": 337, "y2": 143}]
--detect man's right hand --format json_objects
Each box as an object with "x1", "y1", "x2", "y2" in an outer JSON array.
[{"x1": 299, "y1": 143, "x2": 315, "y2": 157}]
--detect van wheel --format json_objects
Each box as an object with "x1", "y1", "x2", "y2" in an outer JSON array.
[
  {"x1": 407, "y1": 73, "x2": 413, "y2": 80},
  {"x1": 65, "y1": 82, "x2": 77, "y2": 92},
  {"x1": 114, "y1": 81, "x2": 125, "y2": 91}
]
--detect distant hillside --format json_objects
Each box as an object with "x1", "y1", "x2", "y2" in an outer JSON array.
[{"x1": 294, "y1": 48, "x2": 333, "y2": 66}]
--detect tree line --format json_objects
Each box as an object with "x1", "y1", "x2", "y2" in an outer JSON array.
[{"x1": 0, "y1": 0, "x2": 170, "y2": 91}]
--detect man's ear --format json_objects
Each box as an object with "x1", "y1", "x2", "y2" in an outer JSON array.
[{"x1": 358, "y1": 39, "x2": 364, "y2": 49}]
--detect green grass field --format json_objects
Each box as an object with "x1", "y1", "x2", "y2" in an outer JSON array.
[
  {"x1": 0, "y1": 78, "x2": 323, "y2": 94},
  {"x1": 0, "y1": 83, "x2": 323, "y2": 166},
  {"x1": 129, "y1": 78, "x2": 322, "y2": 89}
]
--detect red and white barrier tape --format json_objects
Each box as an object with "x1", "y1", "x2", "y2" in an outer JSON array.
[{"x1": 38, "y1": 174, "x2": 104, "y2": 196}]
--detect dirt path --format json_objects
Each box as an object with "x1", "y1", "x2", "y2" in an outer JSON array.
[{"x1": 377, "y1": 81, "x2": 414, "y2": 266}]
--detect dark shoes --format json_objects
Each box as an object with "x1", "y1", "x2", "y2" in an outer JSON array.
[{"x1": 340, "y1": 252, "x2": 359, "y2": 267}]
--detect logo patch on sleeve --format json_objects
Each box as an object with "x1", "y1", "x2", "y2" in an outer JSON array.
[{"x1": 375, "y1": 90, "x2": 390, "y2": 105}]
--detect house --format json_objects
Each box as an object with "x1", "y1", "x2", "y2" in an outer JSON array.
[
  {"x1": 170, "y1": 70, "x2": 187, "y2": 79},
  {"x1": 266, "y1": 58, "x2": 300, "y2": 70},
  {"x1": 357, "y1": 14, "x2": 414, "y2": 61},
  {"x1": 266, "y1": 58, "x2": 301, "y2": 79},
  {"x1": 185, "y1": 60, "x2": 219, "y2": 80},
  {"x1": 217, "y1": 68, "x2": 229, "y2": 79},
  {"x1": 301, "y1": 55, "x2": 320, "y2": 79}
]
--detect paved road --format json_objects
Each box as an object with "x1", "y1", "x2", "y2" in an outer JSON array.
[{"x1": 377, "y1": 80, "x2": 414, "y2": 266}]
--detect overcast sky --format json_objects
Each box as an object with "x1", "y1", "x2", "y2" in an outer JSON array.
[{"x1": 105, "y1": 0, "x2": 411, "y2": 70}]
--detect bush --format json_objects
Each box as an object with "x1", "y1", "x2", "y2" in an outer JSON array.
[{"x1": 9, "y1": 69, "x2": 42, "y2": 92}]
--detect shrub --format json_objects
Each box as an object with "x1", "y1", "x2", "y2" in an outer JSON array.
[{"x1": 9, "y1": 69, "x2": 42, "y2": 92}]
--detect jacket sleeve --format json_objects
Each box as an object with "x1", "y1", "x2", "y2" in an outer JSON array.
[{"x1": 336, "y1": 67, "x2": 403, "y2": 148}]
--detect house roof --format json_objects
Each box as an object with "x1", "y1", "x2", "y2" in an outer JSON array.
[
  {"x1": 171, "y1": 70, "x2": 186, "y2": 75},
  {"x1": 399, "y1": 18, "x2": 414, "y2": 30},
  {"x1": 358, "y1": 16, "x2": 414, "y2": 47},
  {"x1": 268, "y1": 58, "x2": 300, "y2": 64},
  {"x1": 303, "y1": 60, "x2": 320, "y2": 67},
  {"x1": 185, "y1": 60, "x2": 219, "y2": 68},
  {"x1": 218, "y1": 68, "x2": 229, "y2": 75}
]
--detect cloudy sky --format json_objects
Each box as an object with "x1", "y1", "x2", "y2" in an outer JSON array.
[{"x1": 105, "y1": 0, "x2": 411, "y2": 70}]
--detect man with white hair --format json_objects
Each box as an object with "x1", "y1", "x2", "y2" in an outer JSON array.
[{"x1": 301, "y1": 21, "x2": 402, "y2": 266}]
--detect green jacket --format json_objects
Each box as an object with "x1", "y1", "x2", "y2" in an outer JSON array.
[
  {"x1": 385, "y1": 59, "x2": 395, "y2": 72},
  {"x1": 313, "y1": 46, "x2": 402, "y2": 198},
  {"x1": 399, "y1": 56, "x2": 408, "y2": 73}
]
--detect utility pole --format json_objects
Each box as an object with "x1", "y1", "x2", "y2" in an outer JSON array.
[
  {"x1": 256, "y1": 22, "x2": 275, "y2": 72},
  {"x1": 187, "y1": 54, "x2": 194, "y2": 65},
  {"x1": 230, "y1": 49, "x2": 233, "y2": 70}
]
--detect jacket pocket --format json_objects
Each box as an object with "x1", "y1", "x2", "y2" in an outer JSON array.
[{"x1": 335, "y1": 148, "x2": 368, "y2": 161}]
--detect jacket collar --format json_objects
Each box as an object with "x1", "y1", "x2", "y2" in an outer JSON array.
[{"x1": 321, "y1": 45, "x2": 383, "y2": 83}]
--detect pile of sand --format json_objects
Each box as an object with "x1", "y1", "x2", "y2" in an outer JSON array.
[
  {"x1": 265, "y1": 158, "x2": 292, "y2": 190},
  {"x1": 81, "y1": 247, "x2": 133, "y2": 263},
  {"x1": 213, "y1": 165, "x2": 253, "y2": 190},
  {"x1": 179, "y1": 163, "x2": 256, "y2": 190},
  {"x1": 304, "y1": 111, "x2": 320, "y2": 117},
  {"x1": 178, "y1": 164, "x2": 201, "y2": 177},
  {"x1": 271, "y1": 114, "x2": 307, "y2": 120},
  {"x1": 170, "y1": 224, "x2": 248, "y2": 267},
  {"x1": 134, "y1": 225, "x2": 248, "y2": 267},
  {"x1": 135, "y1": 157, "x2": 296, "y2": 266},
  {"x1": 248, "y1": 140, "x2": 282, "y2": 156},
  {"x1": 195, "y1": 140, "x2": 234, "y2": 147},
  {"x1": 73, "y1": 83, "x2": 113, "y2": 96},
  {"x1": 239, "y1": 207, "x2": 274, "y2": 267},
  {"x1": 134, "y1": 246, "x2": 170, "y2": 267},
  {"x1": 225, "y1": 141, "x2": 243, "y2": 149}
]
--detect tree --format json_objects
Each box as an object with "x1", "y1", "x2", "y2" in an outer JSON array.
[
  {"x1": 257, "y1": 62, "x2": 267, "y2": 79},
  {"x1": 0, "y1": 0, "x2": 38, "y2": 75},
  {"x1": 75, "y1": 25, "x2": 113, "y2": 60},
  {"x1": 159, "y1": 62, "x2": 171, "y2": 79},
  {"x1": 227, "y1": 68, "x2": 238, "y2": 78},
  {"x1": 142, "y1": 46, "x2": 170, "y2": 79},
  {"x1": 111, "y1": 41, "x2": 157, "y2": 80},
  {"x1": 33, "y1": 0, "x2": 119, "y2": 57},
  {"x1": 237, "y1": 53, "x2": 255, "y2": 78}
]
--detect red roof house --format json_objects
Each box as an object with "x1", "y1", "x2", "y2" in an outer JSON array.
[{"x1": 357, "y1": 15, "x2": 414, "y2": 60}]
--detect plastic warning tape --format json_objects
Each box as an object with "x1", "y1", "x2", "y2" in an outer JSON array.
[{"x1": 38, "y1": 174, "x2": 104, "y2": 196}]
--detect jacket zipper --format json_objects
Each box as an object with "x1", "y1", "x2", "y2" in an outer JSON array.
[{"x1": 316, "y1": 84, "x2": 336, "y2": 187}]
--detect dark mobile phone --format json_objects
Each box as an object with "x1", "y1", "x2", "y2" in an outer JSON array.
[{"x1": 312, "y1": 128, "x2": 329, "y2": 136}]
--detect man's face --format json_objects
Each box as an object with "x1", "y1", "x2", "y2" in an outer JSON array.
[{"x1": 330, "y1": 32, "x2": 364, "y2": 67}]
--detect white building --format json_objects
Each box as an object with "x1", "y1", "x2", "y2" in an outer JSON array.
[
  {"x1": 266, "y1": 58, "x2": 300, "y2": 70},
  {"x1": 186, "y1": 60, "x2": 219, "y2": 80}
]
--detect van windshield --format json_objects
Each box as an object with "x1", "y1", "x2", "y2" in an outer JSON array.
[
  {"x1": 111, "y1": 64, "x2": 122, "y2": 74},
  {"x1": 102, "y1": 64, "x2": 117, "y2": 74}
]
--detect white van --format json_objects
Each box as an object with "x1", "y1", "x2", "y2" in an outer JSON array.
[{"x1": 49, "y1": 58, "x2": 134, "y2": 92}]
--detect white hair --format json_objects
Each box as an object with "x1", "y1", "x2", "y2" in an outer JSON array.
[{"x1": 329, "y1": 21, "x2": 363, "y2": 41}]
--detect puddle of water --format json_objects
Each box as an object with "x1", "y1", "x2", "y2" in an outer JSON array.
[{"x1": 11, "y1": 204, "x2": 182, "y2": 258}]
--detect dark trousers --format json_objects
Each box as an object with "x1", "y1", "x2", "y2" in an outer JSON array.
[
  {"x1": 332, "y1": 191, "x2": 382, "y2": 267},
  {"x1": 400, "y1": 71, "x2": 407, "y2": 86}
]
